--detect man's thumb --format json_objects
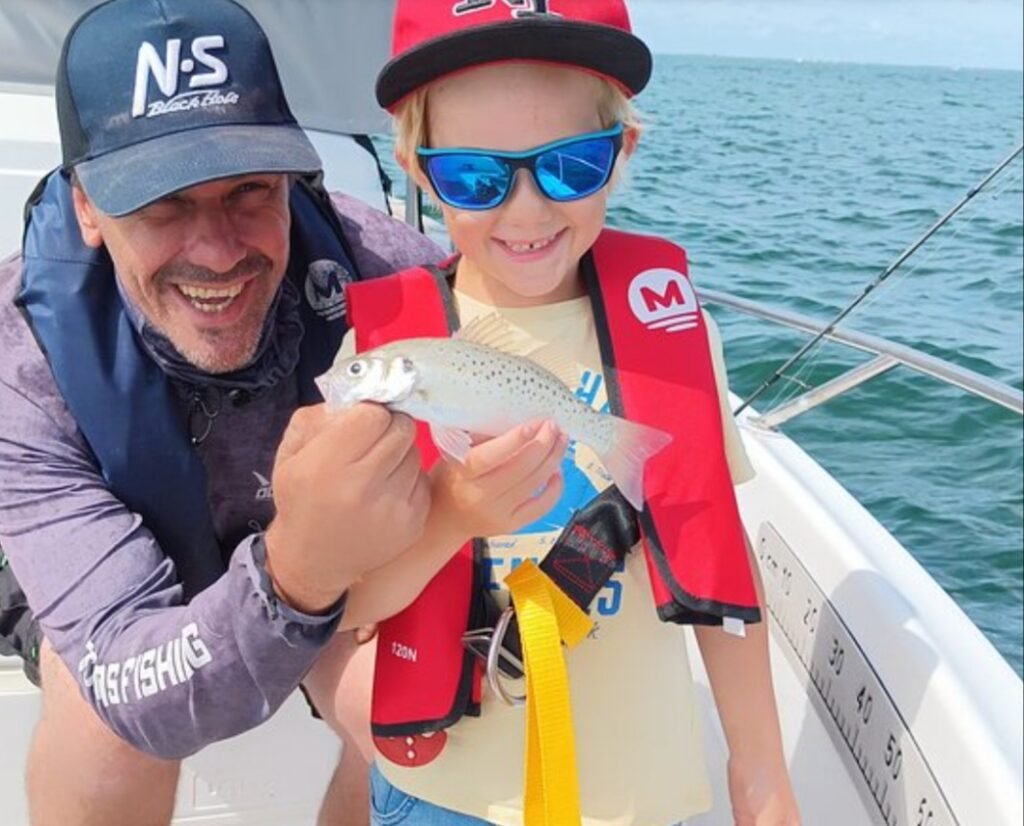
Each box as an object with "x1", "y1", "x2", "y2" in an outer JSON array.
[{"x1": 275, "y1": 404, "x2": 328, "y2": 465}]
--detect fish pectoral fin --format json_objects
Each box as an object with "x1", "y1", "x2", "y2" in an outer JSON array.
[
  {"x1": 526, "y1": 343, "x2": 580, "y2": 389},
  {"x1": 430, "y1": 423, "x2": 473, "y2": 464},
  {"x1": 457, "y1": 313, "x2": 529, "y2": 355}
]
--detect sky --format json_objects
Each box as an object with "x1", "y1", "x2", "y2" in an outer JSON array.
[{"x1": 628, "y1": 0, "x2": 1024, "y2": 71}]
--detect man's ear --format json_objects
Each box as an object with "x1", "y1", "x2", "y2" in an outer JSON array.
[{"x1": 70, "y1": 181, "x2": 104, "y2": 249}]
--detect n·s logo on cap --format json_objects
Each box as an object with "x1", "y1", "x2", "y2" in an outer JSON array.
[
  {"x1": 132, "y1": 36, "x2": 238, "y2": 119},
  {"x1": 628, "y1": 269, "x2": 700, "y2": 333},
  {"x1": 453, "y1": 0, "x2": 561, "y2": 18}
]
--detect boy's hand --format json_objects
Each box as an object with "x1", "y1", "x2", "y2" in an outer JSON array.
[{"x1": 432, "y1": 420, "x2": 568, "y2": 539}]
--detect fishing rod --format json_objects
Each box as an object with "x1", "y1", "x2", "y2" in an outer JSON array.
[{"x1": 734, "y1": 141, "x2": 1024, "y2": 416}]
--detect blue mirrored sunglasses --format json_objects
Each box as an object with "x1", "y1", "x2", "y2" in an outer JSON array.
[{"x1": 417, "y1": 124, "x2": 624, "y2": 211}]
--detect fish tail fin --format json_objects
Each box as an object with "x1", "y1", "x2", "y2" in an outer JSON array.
[{"x1": 599, "y1": 417, "x2": 673, "y2": 511}]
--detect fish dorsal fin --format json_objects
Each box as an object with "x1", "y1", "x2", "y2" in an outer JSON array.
[
  {"x1": 457, "y1": 313, "x2": 529, "y2": 355},
  {"x1": 526, "y1": 343, "x2": 581, "y2": 390},
  {"x1": 459, "y1": 312, "x2": 579, "y2": 388}
]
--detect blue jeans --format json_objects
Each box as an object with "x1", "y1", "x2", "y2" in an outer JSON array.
[
  {"x1": 369, "y1": 762, "x2": 690, "y2": 825},
  {"x1": 370, "y1": 763, "x2": 494, "y2": 825}
]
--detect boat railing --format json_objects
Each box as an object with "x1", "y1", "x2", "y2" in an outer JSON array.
[{"x1": 699, "y1": 288, "x2": 1024, "y2": 429}]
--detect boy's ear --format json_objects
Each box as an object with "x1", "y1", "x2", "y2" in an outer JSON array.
[
  {"x1": 396, "y1": 149, "x2": 434, "y2": 195},
  {"x1": 394, "y1": 149, "x2": 421, "y2": 181},
  {"x1": 622, "y1": 125, "x2": 641, "y2": 160}
]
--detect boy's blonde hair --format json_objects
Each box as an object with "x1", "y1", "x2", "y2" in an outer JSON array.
[{"x1": 393, "y1": 74, "x2": 641, "y2": 183}]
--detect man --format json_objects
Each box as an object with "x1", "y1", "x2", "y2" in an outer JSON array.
[{"x1": 0, "y1": 0, "x2": 443, "y2": 823}]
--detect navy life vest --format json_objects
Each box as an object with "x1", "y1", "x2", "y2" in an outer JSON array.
[
  {"x1": 347, "y1": 228, "x2": 761, "y2": 767},
  {"x1": 17, "y1": 171, "x2": 356, "y2": 596}
]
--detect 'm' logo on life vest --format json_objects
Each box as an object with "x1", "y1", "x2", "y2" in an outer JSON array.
[
  {"x1": 131, "y1": 36, "x2": 238, "y2": 119},
  {"x1": 304, "y1": 259, "x2": 351, "y2": 321},
  {"x1": 628, "y1": 268, "x2": 699, "y2": 333}
]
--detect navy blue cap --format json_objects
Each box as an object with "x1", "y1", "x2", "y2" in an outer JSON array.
[{"x1": 56, "y1": 0, "x2": 321, "y2": 216}]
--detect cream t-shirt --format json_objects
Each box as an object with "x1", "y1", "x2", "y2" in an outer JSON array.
[{"x1": 339, "y1": 289, "x2": 754, "y2": 825}]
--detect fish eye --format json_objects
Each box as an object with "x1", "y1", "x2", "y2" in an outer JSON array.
[{"x1": 347, "y1": 361, "x2": 366, "y2": 378}]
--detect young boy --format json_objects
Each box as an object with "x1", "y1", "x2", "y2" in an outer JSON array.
[{"x1": 316, "y1": 2, "x2": 801, "y2": 824}]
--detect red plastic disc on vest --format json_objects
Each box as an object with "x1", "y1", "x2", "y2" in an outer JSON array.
[{"x1": 373, "y1": 731, "x2": 448, "y2": 767}]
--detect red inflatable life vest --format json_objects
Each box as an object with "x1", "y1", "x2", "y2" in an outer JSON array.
[{"x1": 346, "y1": 228, "x2": 760, "y2": 767}]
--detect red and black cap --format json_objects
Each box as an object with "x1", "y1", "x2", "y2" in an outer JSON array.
[{"x1": 376, "y1": 0, "x2": 653, "y2": 111}]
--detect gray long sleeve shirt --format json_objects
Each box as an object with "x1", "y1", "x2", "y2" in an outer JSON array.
[{"x1": 0, "y1": 192, "x2": 443, "y2": 758}]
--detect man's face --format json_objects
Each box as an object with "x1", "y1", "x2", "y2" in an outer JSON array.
[{"x1": 72, "y1": 174, "x2": 292, "y2": 374}]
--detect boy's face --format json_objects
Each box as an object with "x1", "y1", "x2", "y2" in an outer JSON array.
[{"x1": 423, "y1": 63, "x2": 616, "y2": 307}]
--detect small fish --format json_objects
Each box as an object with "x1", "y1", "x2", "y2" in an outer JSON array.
[{"x1": 316, "y1": 314, "x2": 671, "y2": 510}]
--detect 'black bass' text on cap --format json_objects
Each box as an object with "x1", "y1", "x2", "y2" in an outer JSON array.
[{"x1": 132, "y1": 34, "x2": 237, "y2": 119}]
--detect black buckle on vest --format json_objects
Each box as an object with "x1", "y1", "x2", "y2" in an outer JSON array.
[{"x1": 460, "y1": 485, "x2": 638, "y2": 703}]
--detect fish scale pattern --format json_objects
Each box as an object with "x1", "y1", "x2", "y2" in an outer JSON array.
[{"x1": 375, "y1": 338, "x2": 614, "y2": 454}]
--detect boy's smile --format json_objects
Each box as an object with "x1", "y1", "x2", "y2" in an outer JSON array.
[
  {"x1": 419, "y1": 63, "x2": 626, "y2": 308},
  {"x1": 495, "y1": 228, "x2": 567, "y2": 260}
]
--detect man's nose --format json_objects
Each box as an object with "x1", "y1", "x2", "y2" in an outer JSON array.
[{"x1": 183, "y1": 207, "x2": 248, "y2": 274}]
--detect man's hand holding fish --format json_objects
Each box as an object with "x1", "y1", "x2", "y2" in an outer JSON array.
[{"x1": 265, "y1": 403, "x2": 431, "y2": 615}]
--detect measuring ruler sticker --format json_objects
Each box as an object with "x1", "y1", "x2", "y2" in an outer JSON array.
[{"x1": 756, "y1": 523, "x2": 958, "y2": 826}]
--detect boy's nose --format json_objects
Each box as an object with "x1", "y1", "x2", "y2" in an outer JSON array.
[{"x1": 502, "y1": 169, "x2": 554, "y2": 220}]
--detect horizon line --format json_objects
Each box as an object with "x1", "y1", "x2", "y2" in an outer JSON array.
[{"x1": 650, "y1": 51, "x2": 1024, "y2": 75}]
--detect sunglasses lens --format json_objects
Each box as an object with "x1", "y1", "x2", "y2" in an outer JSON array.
[
  {"x1": 426, "y1": 154, "x2": 512, "y2": 209},
  {"x1": 535, "y1": 137, "x2": 616, "y2": 201}
]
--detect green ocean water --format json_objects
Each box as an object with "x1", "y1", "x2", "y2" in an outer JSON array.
[{"x1": 380, "y1": 55, "x2": 1024, "y2": 674}]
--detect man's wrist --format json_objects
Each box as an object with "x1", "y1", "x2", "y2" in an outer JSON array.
[{"x1": 261, "y1": 526, "x2": 351, "y2": 616}]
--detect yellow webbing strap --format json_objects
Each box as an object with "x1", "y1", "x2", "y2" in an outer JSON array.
[{"x1": 504, "y1": 560, "x2": 593, "y2": 825}]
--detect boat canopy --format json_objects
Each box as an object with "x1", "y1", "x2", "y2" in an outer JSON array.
[{"x1": 0, "y1": 0, "x2": 395, "y2": 135}]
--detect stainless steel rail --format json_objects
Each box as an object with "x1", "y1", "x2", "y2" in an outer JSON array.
[{"x1": 699, "y1": 289, "x2": 1024, "y2": 423}]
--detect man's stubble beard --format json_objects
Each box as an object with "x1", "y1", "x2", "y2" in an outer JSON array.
[
  {"x1": 152, "y1": 252, "x2": 277, "y2": 374},
  {"x1": 174, "y1": 324, "x2": 264, "y2": 375}
]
